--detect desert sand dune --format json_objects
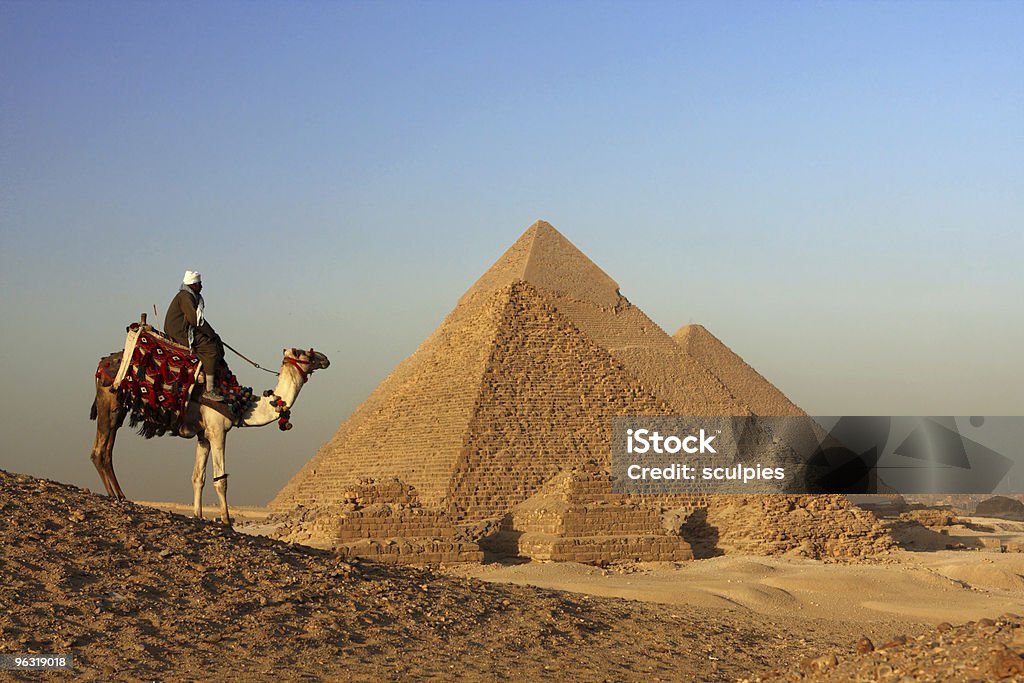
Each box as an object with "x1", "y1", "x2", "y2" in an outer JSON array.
[{"x1": 445, "y1": 551, "x2": 1024, "y2": 624}]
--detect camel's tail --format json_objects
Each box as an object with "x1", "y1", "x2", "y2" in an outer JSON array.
[{"x1": 90, "y1": 399, "x2": 98, "y2": 421}]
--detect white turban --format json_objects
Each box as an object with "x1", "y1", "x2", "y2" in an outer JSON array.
[{"x1": 183, "y1": 270, "x2": 202, "y2": 285}]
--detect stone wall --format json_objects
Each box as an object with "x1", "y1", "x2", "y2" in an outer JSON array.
[
  {"x1": 900, "y1": 509, "x2": 960, "y2": 527},
  {"x1": 274, "y1": 479, "x2": 483, "y2": 564},
  {"x1": 334, "y1": 537, "x2": 483, "y2": 565}
]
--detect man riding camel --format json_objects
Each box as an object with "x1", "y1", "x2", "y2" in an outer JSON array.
[{"x1": 164, "y1": 270, "x2": 226, "y2": 402}]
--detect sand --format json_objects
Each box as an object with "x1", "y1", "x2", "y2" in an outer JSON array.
[
  {"x1": 6, "y1": 472, "x2": 1024, "y2": 680},
  {"x1": 443, "y1": 551, "x2": 1024, "y2": 624}
]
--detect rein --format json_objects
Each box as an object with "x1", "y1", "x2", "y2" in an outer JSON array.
[
  {"x1": 217, "y1": 341, "x2": 319, "y2": 433},
  {"x1": 223, "y1": 340, "x2": 279, "y2": 376}
]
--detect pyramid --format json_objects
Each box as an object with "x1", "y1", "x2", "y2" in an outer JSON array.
[
  {"x1": 487, "y1": 468, "x2": 693, "y2": 564},
  {"x1": 271, "y1": 221, "x2": 754, "y2": 520},
  {"x1": 674, "y1": 324, "x2": 805, "y2": 416}
]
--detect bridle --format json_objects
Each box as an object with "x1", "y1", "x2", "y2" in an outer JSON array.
[
  {"x1": 244, "y1": 348, "x2": 321, "y2": 432},
  {"x1": 282, "y1": 348, "x2": 318, "y2": 384}
]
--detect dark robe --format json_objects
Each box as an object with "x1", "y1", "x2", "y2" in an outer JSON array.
[{"x1": 163, "y1": 289, "x2": 223, "y2": 383}]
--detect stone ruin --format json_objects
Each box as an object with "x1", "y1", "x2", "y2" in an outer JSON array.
[
  {"x1": 683, "y1": 494, "x2": 895, "y2": 560},
  {"x1": 485, "y1": 467, "x2": 693, "y2": 564},
  {"x1": 272, "y1": 478, "x2": 483, "y2": 564},
  {"x1": 269, "y1": 221, "x2": 894, "y2": 564}
]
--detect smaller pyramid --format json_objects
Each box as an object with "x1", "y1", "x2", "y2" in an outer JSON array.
[
  {"x1": 485, "y1": 468, "x2": 693, "y2": 564},
  {"x1": 674, "y1": 324, "x2": 804, "y2": 416}
]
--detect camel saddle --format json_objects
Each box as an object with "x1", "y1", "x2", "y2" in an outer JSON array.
[
  {"x1": 97, "y1": 323, "x2": 254, "y2": 437},
  {"x1": 103, "y1": 323, "x2": 203, "y2": 438}
]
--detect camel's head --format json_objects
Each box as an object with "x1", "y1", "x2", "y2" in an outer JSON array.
[{"x1": 283, "y1": 347, "x2": 331, "y2": 374}]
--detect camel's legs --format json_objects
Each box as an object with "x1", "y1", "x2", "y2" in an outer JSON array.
[
  {"x1": 209, "y1": 430, "x2": 231, "y2": 526},
  {"x1": 103, "y1": 405, "x2": 127, "y2": 499},
  {"x1": 90, "y1": 419, "x2": 115, "y2": 497},
  {"x1": 101, "y1": 417, "x2": 127, "y2": 500},
  {"x1": 192, "y1": 438, "x2": 210, "y2": 519},
  {"x1": 90, "y1": 393, "x2": 125, "y2": 499}
]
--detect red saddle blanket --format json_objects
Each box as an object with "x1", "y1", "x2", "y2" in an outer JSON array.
[
  {"x1": 116, "y1": 328, "x2": 202, "y2": 436},
  {"x1": 106, "y1": 324, "x2": 251, "y2": 438}
]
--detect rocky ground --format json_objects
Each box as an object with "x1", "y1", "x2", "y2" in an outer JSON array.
[
  {"x1": 744, "y1": 615, "x2": 1024, "y2": 682},
  {"x1": 2, "y1": 469, "x2": 1020, "y2": 681}
]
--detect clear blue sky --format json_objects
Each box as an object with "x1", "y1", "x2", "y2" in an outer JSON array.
[{"x1": 1, "y1": 1, "x2": 1021, "y2": 505}]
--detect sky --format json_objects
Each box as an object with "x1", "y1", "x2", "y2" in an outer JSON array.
[{"x1": 1, "y1": 1, "x2": 1021, "y2": 506}]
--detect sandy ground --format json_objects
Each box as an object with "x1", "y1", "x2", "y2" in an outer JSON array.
[
  {"x1": 3, "y1": 493, "x2": 1000, "y2": 681},
  {"x1": 134, "y1": 500, "x2": 274, "y2": 522},
  {"x1": 139, "y1": 500, "x2": 1024, "y2": 623},
  {"x1": 137, "y1": 498, "x2": 1024, "y2": 627},
  {"x1": 442, "y1": 550, "x2": 1024, "y2": 624}
]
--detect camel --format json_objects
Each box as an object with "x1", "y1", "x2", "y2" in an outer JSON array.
[{"x1": 90, "y1": 346, "x2": 330, "y2": 526}]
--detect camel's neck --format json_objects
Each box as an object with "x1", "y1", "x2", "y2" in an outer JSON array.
[{"x1": 241, "y1": 363, "x2": 306, "y2": 427}]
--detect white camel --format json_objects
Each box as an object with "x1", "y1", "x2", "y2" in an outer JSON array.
[{"x1": 90, "y1": 346, "x2": 330, "y2": 525}]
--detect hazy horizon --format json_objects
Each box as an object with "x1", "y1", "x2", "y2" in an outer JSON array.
[{"x1": 2, "y1": 1, "x2": 1021, "y2": 505}]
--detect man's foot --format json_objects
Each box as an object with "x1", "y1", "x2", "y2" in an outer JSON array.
[{"x1": 202, "y1": 389, "x2": 225, "y2": 402}]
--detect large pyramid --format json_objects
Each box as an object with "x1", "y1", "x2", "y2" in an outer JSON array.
[{"x1": 272, "y1": 221, "x2": 798, "y2": 521}]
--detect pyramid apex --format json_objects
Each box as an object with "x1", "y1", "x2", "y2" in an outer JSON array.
[
  {"x1": 461, "y1": 221, "x2": 621, "y2": 308},
  {"x1": 674, "y1": 324, "x2": 732, "y2": 358},
  {"x1": 527, "y1": 219, "x2": 557, "y2": 232},
  {"x1": 674, "y1": 323, "x2": 713, "y2": 343},
  {"x1": 521, "y1": 222, "x2": 621, "y2": 307},
  {"x1": 516, "y1": 219, "x2": 564, "y2": 244}
]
